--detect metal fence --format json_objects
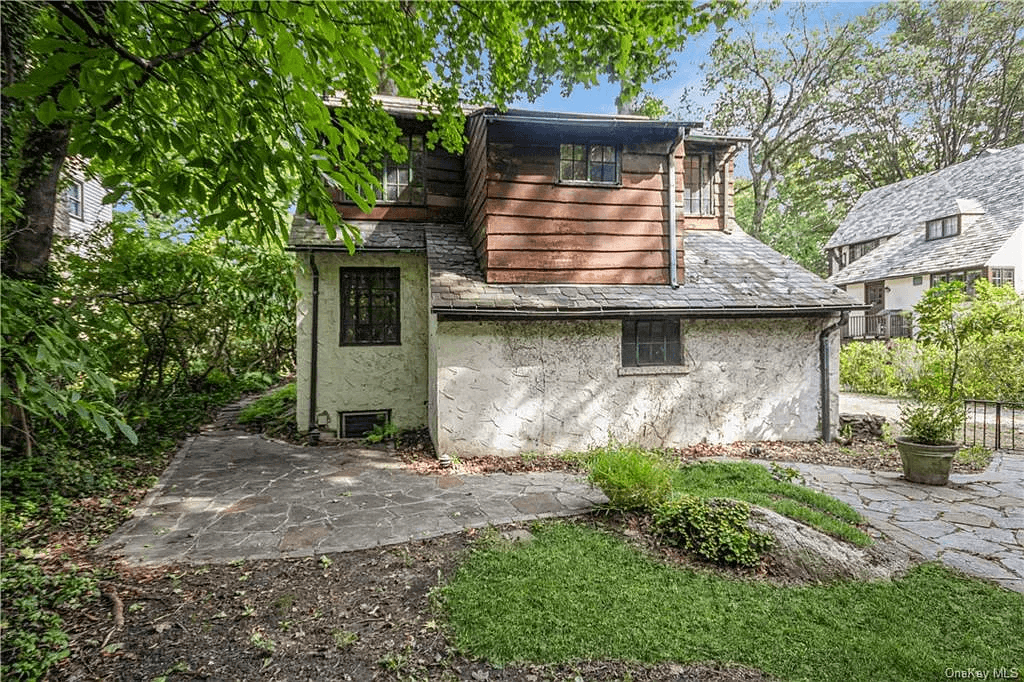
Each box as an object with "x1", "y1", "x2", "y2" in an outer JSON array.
[
  {"x1": 963, "y1": 400, "x2": 1024, "y2": 452},
  {"x1": 841, "y1": 313, "x2": 914, "y2": 342}
]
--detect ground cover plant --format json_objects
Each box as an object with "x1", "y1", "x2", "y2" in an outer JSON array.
[
  {"x1": 439, "y1": 522, "x2": 1024, "y2": 682},
  {"x1": 582, "y1": 444, "x2": 870, "y2": 563}
]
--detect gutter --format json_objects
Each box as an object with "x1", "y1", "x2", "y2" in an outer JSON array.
[
  {"x1": 667, "y1": 128, "x2": 686, "y2": 288},
  {"x1": 435, "y1": 306, "x2": 860, "y2": 320},
  {"x1": 307, "y1": 252, "x2": 321, "y2": 442},
  {"x1": 819, "y1": 312, "x2": 848, "y2": 443}
]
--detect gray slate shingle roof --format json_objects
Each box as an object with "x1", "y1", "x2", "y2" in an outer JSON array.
[
  {"x1": 425, "y1": 223, "x2": 858, "y2": 316},
  {"x1": 826, "y1": 145, "x2": 1024, "y2": 286},
  {"x1": 288, "y1": 216, "x2": 860, "y2": 316}
]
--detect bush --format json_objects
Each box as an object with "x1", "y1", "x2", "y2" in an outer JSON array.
[
  {"x1": 652, "y1": 495, "x2": 773, "y2": 567},
  {"x1": 238, "y1": 383, "x2": 296, "y2": 432},
  {"x1": 583, "y1": 444, "x2": 673, "y2": 511},
  {"x1": 839, "y1": 340, "x2": 904, "y2": 395}
]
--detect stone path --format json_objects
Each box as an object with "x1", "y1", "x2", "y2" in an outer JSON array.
[
  {"x1": 784, "y1": 453, "x2": 1024, "y2": 594},
  {"x1": 98, "y1": 427, "x2": 606, "y2": 566},
  {"x1": 100, "y1": 400, "x2": 1022, "y2": 593}
]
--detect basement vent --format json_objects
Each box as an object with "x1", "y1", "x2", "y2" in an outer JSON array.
[{"x1": 339, "y1": 410, "x2": 391, "y2": 439}]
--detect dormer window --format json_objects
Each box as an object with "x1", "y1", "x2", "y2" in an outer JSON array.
[
  {"x1": 926, "y1": 215, "x2": 960, "y2": 240},
  {"x1": 375, "y1": 135, "x2": 425, "y2": 204},
  {"x1": 684, "y1": 153, "x2": 718, "y2": 216},
  {"x1": 559, "y1": 143, "x2": 620, "y2": 185}
]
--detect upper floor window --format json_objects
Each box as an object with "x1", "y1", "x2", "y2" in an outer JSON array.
[
  {"x1": 991, "y1": 268, "x2": 1015, "y2": 288},
  {"x1": 622, "y1": 318, "x2": 682, "y2": 367},
  {"x1": 340, "y1": 268, "x2": 401, "y2": 345},
  {"x1": 65, "y1": 181, "x2": 84, "y2": 219},
  {"x1": 376, "y1": 135, "x2": 425, "y2": 204},
  {"x1": 926, "y1": 215, "x2": 959, "y2": 240},
  {"x1": 683, "y1": 153, "x2": 717, "y2": 215},
  {"x1": 559, "y1": 143, "x2": 619, "y2": 184},
  {"x1": 849, "y1": 238, "x2": 880, "y2": 263}
]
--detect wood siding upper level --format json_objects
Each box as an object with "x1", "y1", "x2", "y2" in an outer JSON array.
[
  {"x1": 466, "y1": 115, "x2": 736, "y2": 285},
  {"x1": 333, "y1": 118, "x2": 466, "y2": 224}
]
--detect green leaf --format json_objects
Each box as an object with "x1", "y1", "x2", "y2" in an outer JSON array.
[{"x1": 36, "y1": 99, "x2": 58, "y2": 125}]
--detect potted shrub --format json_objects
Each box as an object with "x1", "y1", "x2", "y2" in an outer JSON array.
[{"x1": 895, "y1": 398, "x2": 963, "y2": 485}]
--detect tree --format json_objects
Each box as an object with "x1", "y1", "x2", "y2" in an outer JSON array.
[
  {"x1": 1, "y1": 0, "x2": 741, "y2": 280},
  {"x1": 700, "y1": 0, "x2": 1024, "y2": 250},
  {"x1": 699, "y1": 3, "x2": 873, "y2": 239}
]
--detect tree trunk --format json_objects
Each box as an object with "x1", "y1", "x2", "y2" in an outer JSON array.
[{"x1": 2, "y1": 123, "x2": 71, "y2": 279}]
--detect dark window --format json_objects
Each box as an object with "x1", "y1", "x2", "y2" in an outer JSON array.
[
  {"x1": 930, "y1": 269, "x2": 984, "y2": 294},
  {"x1": 849, "y1": 239, "x2": 879, "y2": 263},
  {"x1": 991, "y1": 267, "x2": 1015, "y2": 288},
  {"x1": 622, "y1": 319, "x2": 682, "y2": 367},
  {"x1": 683, "y1": 153, "x2": 717, "y2": 215},
  {"x1": 926, "y1": 215, "x2": 960, "y2": 240},
  {"x1": 340, "y1": 268, "x2": 400, "y2": 345},
  {"x1": 340, "y1": 410, "x2": 391, "y2": 438},
  {"x1": 559, "y1": 143, "x2": 619, "y2": 184},
  {"x1": 65, "y1": 181, "x2": 83, "y2": 219},
  {"x1": 376, "y1": 135, "x2": 425, "y2": 204},
  {"x1": 865, "y1": 281, "x2": 885, "y2": 312}
]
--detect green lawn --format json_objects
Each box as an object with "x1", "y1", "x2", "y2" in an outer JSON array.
[{"x1": 440, "y1": 522, "x2": 1023, "y2": 682}]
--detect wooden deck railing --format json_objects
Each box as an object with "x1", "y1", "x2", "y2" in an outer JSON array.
[{"x1": 841, "y1": 313, "x2": 913, "y2": 342}]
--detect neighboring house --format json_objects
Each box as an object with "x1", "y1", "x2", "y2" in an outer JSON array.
[
  {"x1": 826, "y1": 145, "x2": 1024, "y2": 340},
  {"x1": 54, "y1": 157, "x2": 112, "y2": 239},
  {"x1": 288, "y1": 96, "x2": 861, "y2": 457}
]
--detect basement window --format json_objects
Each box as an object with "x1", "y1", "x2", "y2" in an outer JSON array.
[
  {"x1": 339, "y1": 410, "x2": 391, "y2": 439},
  {"x1": 622, "y1": 318, "x2": 682, "y2": 367}
]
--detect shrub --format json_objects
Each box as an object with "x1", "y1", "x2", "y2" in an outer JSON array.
[
  {"x1": 652, "y1": 495, "x2": 773, "y2": 567},
  {"x1": 839, "y1": 341, "x2": 903, "y2": 396},
  {"x1": 583, "y1": 443, "x2": 673, "y2": 511}
]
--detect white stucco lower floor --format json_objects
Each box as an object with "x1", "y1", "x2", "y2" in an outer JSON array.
[{"x1": 431, "y1": 316, "x2": 839, "y2": 457}]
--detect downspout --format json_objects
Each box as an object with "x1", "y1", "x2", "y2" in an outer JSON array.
[
  {"x1": 667, "y1": 128, "x2": 686, "y2": 288},
  {"x1": 819, "y1": 312, "x2": 848, "y2": 443},
  {"x1": 307, "y1": 251, "x2": 321, "y2": 442}
]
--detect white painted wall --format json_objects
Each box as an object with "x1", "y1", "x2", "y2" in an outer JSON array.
[
  {"x1": 433, "y1": 317, "x2": 836, "y2": 456},
  {"x1": 296, "y1": 252, "x2": 429, "y2": 435},
  {"x1": 55, "y1": 171, "x2": 112, "y2": 238},
  {"x1": 884, "y1": 275, "x2": 924, "y2": 311},
  {"x1": 987, "y1": 225, "x2": 1024, "y2": 295}
]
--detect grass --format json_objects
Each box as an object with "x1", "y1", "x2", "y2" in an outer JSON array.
[
  {"x1": 669, "y1": 460, "x2": 870, "y2": 546},
  {"x1": 238, "y1": 382, "x2": 296, "y2": 436},
  {"x1": 440, "y1": 522, "x2": 1024, "y2": 681},
  {"x1": 582, "y1": 444, "x2": 869, "y2": 547}
]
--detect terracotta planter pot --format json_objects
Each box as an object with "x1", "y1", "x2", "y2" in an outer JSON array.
[{"x1": 895, "y1": 437, "x2": 958, "y2": 485}]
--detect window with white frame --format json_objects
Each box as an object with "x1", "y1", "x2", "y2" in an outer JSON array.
[
  {"x1": 925, "y1": 215, "x2": 959, "y2": 240},
  {"x1": 991, "y1": 268, "x2": 1015, "y2": 288},
  {"x1": 375, "y1": 135, "x2": 425, "y2": 204},
  {"x1": 683, "y1": 153, "x2": 717, "y2": 215},
  {"x1": 559, "y1": 143, "x2": 619, "y2": 184},
  {"x1": 65, "y1": 181, "x2": 84, "y2": 219},
  {"x1": 930, "y1": 269, "x2": 984, "y2": 293}
]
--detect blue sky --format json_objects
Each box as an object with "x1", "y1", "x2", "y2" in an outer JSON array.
[{"x1": 510, "y1": 1, "x2": 881, "y2": 120}]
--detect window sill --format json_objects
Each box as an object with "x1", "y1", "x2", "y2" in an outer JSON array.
[
  {"x1": 618, "y1": 365, "x2": 690, "y2": 377},
  {"x1": 558, "y1": 180, "x2": 621, "y2": 188}
]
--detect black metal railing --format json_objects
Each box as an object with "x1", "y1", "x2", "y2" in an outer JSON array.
[
  {"x1": 841, "y1": 313, "x2": 914, "y2": 342},
  {"x1": 963, "y1": 400, "x2": 1024, "y2": 452}
]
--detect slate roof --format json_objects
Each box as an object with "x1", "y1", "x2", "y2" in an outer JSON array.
[
  {"x1": 288, "y1": 216, "x2": 860, "y2": 316},
  {"x1": 288, "y1": 215, "x2": 427, "y2": 251},
  {"x1": 826, "y1": 145, "x2": 1024, "y2": 286},
  {"x1": 425, "y1": 223, "x2": 859, "y2": 317}
]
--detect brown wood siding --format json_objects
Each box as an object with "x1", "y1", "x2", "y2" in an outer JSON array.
[
  {"x1": 333, "y1": 120, "x2": 466, "y2": 223},
  {"x1": 479, "y1": 141, "x2": 679, "y2": 284},
  {"x1": 464, "y1": 114, "x2": 489, "y2": 269}
]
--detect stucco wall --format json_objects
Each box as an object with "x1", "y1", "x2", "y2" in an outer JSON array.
[
  {"x1": 433, "y1": 317, "x2": 836, "y2": 456},
  {"x1": 296, "y1": 252, "x2": 429, "y2": 435},
  {"x1": 988, "y1": 225, "x2": 1024, "y2": 295}
]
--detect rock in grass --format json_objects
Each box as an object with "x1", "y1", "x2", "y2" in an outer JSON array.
[{"x1": 747, "y1": 506, "x2": 911, "y2": 583}]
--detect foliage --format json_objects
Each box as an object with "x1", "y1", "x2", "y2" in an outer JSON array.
[
  {"x1": 652, "y1": 495, "x2": 771, "y2": 567},
  {"x1": 899, "y1": 400, "x2": 963, "y2": 446},
  {"x1": 1, "y1": 0, "x2": 742, "y2": 279},
  {"x1": 701, "y1": 0, "x2": 1024, "y2": 256},
  {"x1": 365, "y1": 420, "x2": 399, "y2": 445},
  {"x1": 0, "y1": 552, "x2": 101, "y2": 681},
  {"x1": 440, "y1": 523, "x2": 1024, "y2": 678},
  {"x1": 583, "y1": 443, "x2": 674, "y2": 511},
  {"x1": 581, "y1": 447, "x2": 868, "y2": 560},
  {"x1": 841, "y1": 282, "x2": 1024, "y2": 402},
  {"x1": 238, "y1": 383, "x2": 297, "y2": 437}
]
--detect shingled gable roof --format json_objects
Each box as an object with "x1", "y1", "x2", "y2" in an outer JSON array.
[
  {"x1": 287, "y1": 216, "x2": 860, "y2": 317},
  {"x1": 826, "y1": 145, "x2": 1024, "y2": 287}
]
